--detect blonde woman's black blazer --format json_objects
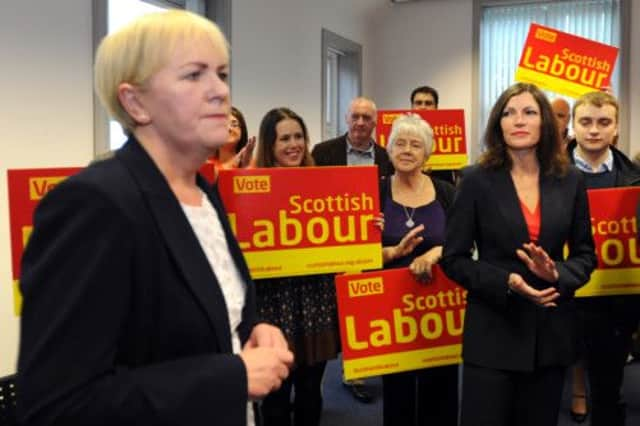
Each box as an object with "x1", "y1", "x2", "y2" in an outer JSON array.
[{"x1": 18, "y1": 138, "x2": 256, "y2": 426}]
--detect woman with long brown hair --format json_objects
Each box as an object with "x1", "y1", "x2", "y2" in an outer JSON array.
[
  {"x1": 442, "y1": 82, "x2": 597, "y2": 425},
  {"x1": 254, "y1": 107, "x2": 339, "y2": 426}
]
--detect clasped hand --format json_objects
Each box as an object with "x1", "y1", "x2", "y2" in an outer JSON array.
[
  {"x1": 240, "y1": 323, "x2": 294, "y2": 400},
  {"x1": 409, "y1": 246, "x2": 441, "y2": 283},
  {"x1": 509, "y1": 242, "x2": 560, "y2": 307}
]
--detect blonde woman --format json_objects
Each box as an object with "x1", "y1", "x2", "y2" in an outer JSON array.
[{"x1": 17, "y1": 11, "x2": 292, "y2": 426}]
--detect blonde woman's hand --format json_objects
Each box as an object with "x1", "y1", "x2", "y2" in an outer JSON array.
[
  {"x1": 245, "y1": 323, "x2": 289, "y2": 350},
  {"x1": 240, "y1": 346, "x2": 293, "y2": 400}
]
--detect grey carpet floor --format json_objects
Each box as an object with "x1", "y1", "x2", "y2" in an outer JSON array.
[{"x1": 319, "y1": 355, "x2": 640, "y2": 426}]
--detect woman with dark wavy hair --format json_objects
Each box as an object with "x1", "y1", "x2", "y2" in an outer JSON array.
[
  {"x1": 479, "y1": 83, "x2": 568, "y2": 174},
  {"x1": 441, "y1": 83, "x2": 597, "y2": 426}
]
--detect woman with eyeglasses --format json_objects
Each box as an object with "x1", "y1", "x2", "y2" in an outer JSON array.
[
  {"x1": 217, "y1": 106, "x2": 256, "y2": 169},
  {"x1": 201, "y1": 106, "x2": 256, "y2": 182}
]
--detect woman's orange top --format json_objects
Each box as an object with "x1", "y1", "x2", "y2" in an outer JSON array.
[{"x1": 519, "y1": 199, "x2": 540, "y2": 243}]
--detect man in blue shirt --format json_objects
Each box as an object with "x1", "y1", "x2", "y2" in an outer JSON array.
[
  {"x1": 567, "y1": 91, "x2": 640, "y2": 426},
  {"x1": 312, "y1": 96, "x2": 393, "y2": 178}
]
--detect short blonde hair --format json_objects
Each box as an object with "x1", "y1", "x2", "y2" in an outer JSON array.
[
  {"x1": 94, "y1": 10, "x2": 228, "y2": 133},
  {"x1": 386, "y1": 113, "x2": 434, "y2": 157},
  {"x1": 573, "y1": 91, "x2": 619, "y2": 124}
]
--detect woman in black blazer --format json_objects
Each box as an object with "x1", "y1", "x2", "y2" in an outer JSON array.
[
  {"x1": 441, "y1": 83, "x2": 596, "y2": 426},
  {"x1": 17, "y1": 11, "x2": 292, "y2": 426}
]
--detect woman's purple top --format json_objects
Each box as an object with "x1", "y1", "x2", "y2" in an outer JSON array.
[{"x1": 382, "y1": 196, "x2": 446, "y2": 269}]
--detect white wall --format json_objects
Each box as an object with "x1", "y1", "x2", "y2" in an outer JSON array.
[
  {"x1": 0, "y1": 0, "x2": 94, "y2": 376},
  {"x1": 1, "y1": 0, "x2": 639, "y2": 376},
  {"x1": 370, "y1": 0, "x2": 474, "y2": 149},
  {"x1": 230, "y1": 0, "x2": 381, "y2": 144},
  {"x1": 371, "y1": 0, "x2": 473, "y2": 111}
]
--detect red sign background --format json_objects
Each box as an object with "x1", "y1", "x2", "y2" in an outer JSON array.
[
  {"x1": 515, "y1": 23, "x2": 619, "y2": 98},
  {"x1": 217, "y1": 166, "x2": 382, "y2": 278},
  {"x1": 7, "y1": 168, "x2": 82, "y2": 315},
  {"x1": 376, "y1": 109, "x2": 468, "y2": 170},
  {"x1": 577, "y1": 186, "x2": 640, "y2": 297},
  {"x1": 335, "y1": 266, "x2": 465, "y2": 378}
]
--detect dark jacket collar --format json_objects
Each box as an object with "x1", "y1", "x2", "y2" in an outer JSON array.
[
  {"x1": 567, "y1": 139, "x2": 640, "y2": 186},
  {"x1": 115, "y1": 137, "x2": 238, "y2": 351}
]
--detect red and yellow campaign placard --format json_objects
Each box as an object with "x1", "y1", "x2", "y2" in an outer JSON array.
[
  {"x1": 217, "y1": 166, "x2": 382, "y2": 279},
  {"x1": 7, "y1": 167, "x2": 82, "y2": 315},
  {"x1": 515, "y1": 23, "x2": 619, "y2": 98},
  {"x1": 575, "y1": 186, "x2": 640, "y2": 297},
  {"x1": 335, "y1": 266, "x2": 465, "y2": 380},
  {"x1": 376, "y1": 109, "x2": 468, "y2": 170}
]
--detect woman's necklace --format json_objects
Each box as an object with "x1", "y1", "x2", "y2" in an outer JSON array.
[
  {"x1": 394, "y1": 174, "x2": 426, "y2": 228},
  {"x1": 403, "y1": 205, "x2": 416, "y2": 228}
]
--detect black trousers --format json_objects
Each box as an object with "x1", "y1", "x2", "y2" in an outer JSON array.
[
  {"x1": 261, "y1": 361, "x2": 327, "y2": 426},
  {"x1": 460, "y1": 363, "x2": 565, "y2": 426},
  {"x1": 580, "y1": 296, "x2": 640, "y2": 426},
  {"x1": 382, "y1": 364, "x2": 459, "y2": 426}
]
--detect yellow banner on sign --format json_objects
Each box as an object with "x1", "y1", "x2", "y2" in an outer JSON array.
[
  {"x1": 426, "y1": 154, "x2": 468, "y2": 170},
  {"x1": 515, "y1": 67, "x2": 598, "y2": 99},
  {"x1": 575, "y1": 268, "x2": 640, "y2": 297},
  {"x1": 13, "y1": 280, "x2": 22, "y2": 316},
  {"x1": 28, "y1": 176, "x2": 67, "y2": 200},
  {"x1": 343, "y1": 344, "x2": 462, "y2": 380},
  {"x1": 22, "y1": 225, "x2": 33, "y2": 247},
  {"x1": 245, "y1": 243, "x2": 382, "y2": 279}
]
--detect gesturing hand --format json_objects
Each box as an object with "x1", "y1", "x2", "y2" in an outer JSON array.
[
  {"x1": 396, "y1": 224, "x2": 425, "y2": 257},
  {"x1": 516, "y1": 242, "x2": 559, "y2": 283},
  {"x1": 222, "y1": 136, "x2": 256, "y2": 169},
  {"x1": 508, "y1": 272, "x2": 560, "y2": 308},
  {"x1": 383, "y1": 224, "x2": 425, "y2": 264},
  {"x1": 237, "y1": 136, "x2": 256, "y2": 168}
]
